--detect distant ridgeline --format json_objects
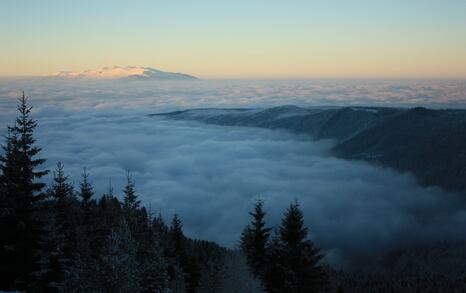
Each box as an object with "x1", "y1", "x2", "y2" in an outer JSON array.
[{"x1": 153, "y1": 106, "x2": 466, "y2": 193}]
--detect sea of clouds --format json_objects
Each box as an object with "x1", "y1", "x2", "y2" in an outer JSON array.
[{"x1": 1, "y1": 78, "x2": 466, "y2": 267}]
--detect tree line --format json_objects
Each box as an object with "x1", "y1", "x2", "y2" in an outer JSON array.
[{"x1": 0, "y1": 94, "x2": 328, "y2": 292}]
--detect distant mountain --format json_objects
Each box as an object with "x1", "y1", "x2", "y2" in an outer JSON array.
[
  {"x1": 153, "y1": 105, "x2": 466, "y2": 193},
  {"x1": 51, "y1": 66, "x2": 198, "y2": 80}
]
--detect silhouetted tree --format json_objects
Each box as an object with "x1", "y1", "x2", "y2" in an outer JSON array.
[
  {"x1": 32, "y1": 204, "x2": 68, "y2": 293},
  {"x1": 48, "y1": 162, "x2": 74, "y2": 200},
  {"x1": 168, "y1": 214, "x2": 201, "y2": 293},
  {"x1": 170, "y1": 214, "x2": 185, "y2": 257},
  {"x1": 153, "y1": 213, "x2": 169, "y2": 236},
  {"x1": 241, "y1": 200, "x2": 272, "y2": 278},
  {"x1": 276, "y1": 201, "x2": 327, "y2": 293},
  {"x1": 123, "y1": 171, "x2": 140, "y2": 212},
  {"x1": 0, "y1": 93, "x2": 48, "y2": 290},
  {"x1": 78, "y1": 168, "x2": 94, "y2": 205}
]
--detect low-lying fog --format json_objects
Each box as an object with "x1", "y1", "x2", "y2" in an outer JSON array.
[{"x1": 1, "y1": 79, "x2": 466, "y2": 267}]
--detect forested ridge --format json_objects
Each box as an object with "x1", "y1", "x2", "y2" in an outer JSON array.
[
  {"x1": 1, "y1": 95, "x2": 465, "y2": 292},
  {"x1": 156, "y1": 105, "x2": 466, "y2": 193}
]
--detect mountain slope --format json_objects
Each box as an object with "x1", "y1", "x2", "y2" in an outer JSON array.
[
  {"x1": 334, "y1": 107, "x2": 466, "y2": 191},
  {"x1": 153, "y1": 106, "x2": 466, "y2": 193}
]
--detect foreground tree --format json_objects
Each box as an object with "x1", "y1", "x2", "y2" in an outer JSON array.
[
  {"x1": 275, "y1": 201, "x2": 328, "y2": 293},
  {"x1": 242, "y1": 200, "x2": 328, "y2": 293},
  {"x1": 33, "y1": 163, "x2": 76, "y2": 292},
  {"x1": 0, "y1": 93, "x2": 48, "y2": 290},
  {"x1": 168, "y1": 214, "x2": 201, "y2": 293},
  {"x1": 241, "y1": 200, "x2": 272, "y2": 278}
]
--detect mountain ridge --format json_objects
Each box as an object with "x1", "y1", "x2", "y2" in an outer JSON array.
[{"x1": 152, "y1": 105, "x2": 466, "y2": 193}]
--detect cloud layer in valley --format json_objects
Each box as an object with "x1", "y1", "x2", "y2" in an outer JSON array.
[
  {"x1": 1, "y1": 79, "x2": 466, "y2": 267},
  {"x1": 18, "y1": 112, "x2": 466, "y2": 267}
]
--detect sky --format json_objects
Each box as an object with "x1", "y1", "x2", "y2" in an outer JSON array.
[{"x1": 1, "y1": 0, "x2": 466, "y2": 78}]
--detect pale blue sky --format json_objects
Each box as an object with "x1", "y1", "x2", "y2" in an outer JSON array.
[{"x1": 1, "y1": 0, "x2": 465, "y2": 77}]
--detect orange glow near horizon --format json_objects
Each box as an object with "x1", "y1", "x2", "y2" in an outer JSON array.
[{"x1": 1, "y1": 1, "x2": 466, "y2": 79}]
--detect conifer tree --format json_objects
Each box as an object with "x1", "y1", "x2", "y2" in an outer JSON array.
[
  {"x1": 11, "y1": 92, "x2": 49, "y2": 196},
  {"x1": 169, "y1": 214, "x2": 201, "y2": 293},
  {"x1": 78, "y1": 168, "x2": 94, "y2": 205},
  {"x1": 123, "y1": 170, "x2": 140, "y2": 212},
  {"x1": 32, "y1": 206, "x2": 68, "y2": 293},
  {"x1": 48, "y1": 163, "x2": 77, "y2": 263},
  {"x1": 102, "y1": 180, "x2": 115, "y2": 198},
  {"x1": 75, "y1": 168, "x2": 98, "y2": 281},
  {"x1": 98, "y1": 181, "x2": 122, "y2": 231},
  {"x1": 140, "y1": 222, "x2": 170, "y2": 293},
  {"x1": 277, "y1": 201, "x2": 327, "y2": 293},
  {"x1": 241, "y1": 200, "x2": 271, "y2": 278},
  {"x1": 170, "y1": 213, "x2": 185, "y2": 257},
  {"x1": 98, "y1": 220, "x2": 141, "y2": 292},
  {"x1": 0, "y1": 93, "x2": 48, "y2": 290},
  {"x1": 48, "y1": 162, "x2": 74, "y2": 201},
  {"x1": 153, "y1": 213, "x2": 169, "y2": 236}
]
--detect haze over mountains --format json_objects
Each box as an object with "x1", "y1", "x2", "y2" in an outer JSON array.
[
  {"x1": 154, "y1": 105, "x2": 466, "y2": 193},
  {"x1": 51, "y1": 66, "x2": 198, "y2": 80}
]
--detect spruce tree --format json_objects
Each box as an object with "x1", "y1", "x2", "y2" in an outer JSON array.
[
  {"x1": 48, "y1": 163, "x2": 76, "y2": 264},
  {"x1": 0, "y1": 93, "x2": 48, "y2": 290},
  {"x1": 168, "y1": 214, "x2": 201, "y2": 293},
  {"x1": 0, "y1": 128, "x2": 21, "y2": 290},
  {"x1": 140, "y1": 221, "x2": 169, "y2": 292},
  {"x1": 170, "y1": 213, "x2": 185, "y2": 258},
  {"x1": 278, "y1": 201, "x2": 327, "y2": 293},
  {"x1": 75, "y1": 168, "x2": 98, "y2": 282},
  {"x1": 11, "y1": 92, "x2": 49, "y2": 196},
  {"x1": 78, "y1": 168, "x2": 94, "y2": 205},
  {"x1": 123, "y1": 170, "x2": 140, "y2": 212},
  {"x1": 48, "y1": 162, "x2": 73, "y2": 201},
  {"x1": 32, "y1": 206, "x2": 68, "y2": 293},
  {"x1": 153, "y1": 213, "x2": 168, "y2": 236},
  {"x1": 240, "y1": 200, "x2": 271, "y2": 278},
  {"x1": 98, "y1": 220, "x2": 141, "y2": 292}
]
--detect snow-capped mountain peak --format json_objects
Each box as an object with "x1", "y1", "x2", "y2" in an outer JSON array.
[{"x1": 52, "y1": 66, "x2": 198, "y2": 80}]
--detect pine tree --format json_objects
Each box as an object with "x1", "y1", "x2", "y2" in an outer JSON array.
[
  {"x1": 241, "y1": 200, "x2": 272, "y2": 278},
  {"x1": 277, "y1": 201, "x2": 327, "y2": 293},
  {"x1": 0, "y1": 93, "x2": 48, "y2": 290}
]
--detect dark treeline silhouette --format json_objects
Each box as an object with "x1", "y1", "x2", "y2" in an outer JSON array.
[
  {"x1": 1, "y1": 95, "x2": 465, "y2": 293},
  {"x1": 0, "y1": 95, "x2": 265, "y2": 292},
  {"x1": 240, "y1": 200, "x2": 328, "y2": 293}
]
